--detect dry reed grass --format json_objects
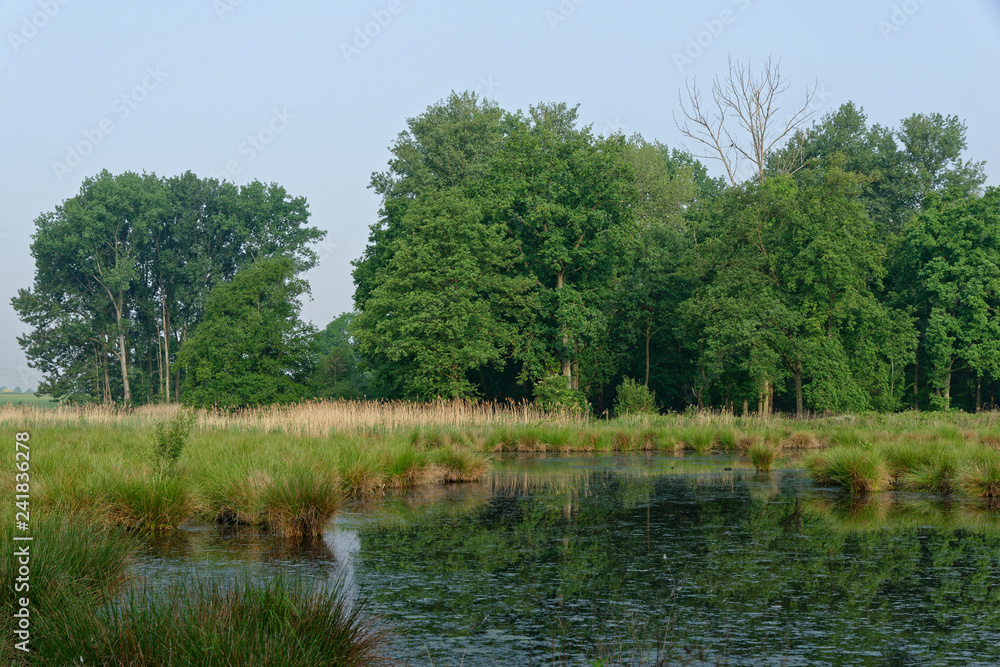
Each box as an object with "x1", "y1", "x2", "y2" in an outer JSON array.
[{"x1": 0, "y1": 399, "x2": 579, "y2": 437}]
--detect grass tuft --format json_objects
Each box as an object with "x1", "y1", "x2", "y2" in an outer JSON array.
[
  {"x1": 748, "y1": 441, "x2": 780, "y2": 472},
  {"x1": 809, "y1": 445, "x2": 890, "y2": 495},
  {"x1": 102, "y1": 475, "x2": 194, "y2": 530},
  {"x1": 263, "y1": 468, "x2": 343, "y2": 538}
]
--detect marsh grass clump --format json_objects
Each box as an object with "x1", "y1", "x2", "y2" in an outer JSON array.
[
  {"x1": 337, "y1": 443, "x2": 389, "y2": 494},
  {"x1": 958, "y1": 451, "x2": 1000, "y2": 498},
  {"x1": 683, "y1": 427, "x2": 716, "y2": 453},
  {"x1": 263, "y1": 468, "x2": 343, "y2": 539},
  {"x1": 780, "y1": 431, "x2": 821, "y2": 449},
  {"x1": 0, "y1": 517, "x2": 138, "y2": 665},
  {"x1": 199, "y1": 468, "x2": 271, "y2": 525},
  {"x1": 434, "y1": 448, "x2": 490, "y2": 482},
  {"x1": 102, "y1": 475, "x2": 194, "y2": 530},
  {"x1": 810, "y1": 445, "x2": 890, "y2": 495},
  {"x1": 51, "y1": 574, "x2": 391, "y2": 667},
  {"x1": 748, "y1": 441, "x2": 780, "y2": 472}
]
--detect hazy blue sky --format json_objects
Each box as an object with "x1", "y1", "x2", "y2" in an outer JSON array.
[{"x1": 2, "y1": 0, "x2": 998, "y2": 391}]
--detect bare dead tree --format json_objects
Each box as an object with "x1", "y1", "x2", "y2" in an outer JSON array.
[{"x1": 674, "y1": 56, "x2": 818, "y2": 186}]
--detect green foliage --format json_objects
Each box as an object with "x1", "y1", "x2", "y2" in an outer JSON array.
[
  {"x1": 355, "y1": 189, "x2": 530, "y2": 399},
  {"x1": 13, "y1": 170, "x2": 324, "y2": 405},
  {"x1": 152, "y1": 408, "x2": 196, "y2": 473},
  {"x1": 178, "y1": 257, "x2": 316, "y2": 409},
  {"x1": 613, "y1": 377, "x2": 658, "y2": 416},
  {"x1": 311, "y1": 312, "x2": 365, "y2": 399},
  {"x1": 533, "y1": 374, "x2": 588, "y2": 414}
]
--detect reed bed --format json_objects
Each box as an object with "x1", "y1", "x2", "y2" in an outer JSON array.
[
  {"x1": 88, "y1": 575, "x2": 390, "y2": 667},
  {"x1": 11, "y1": 403, "x2": 1000, "y2": 531},
  {"x1": 806, "y1": 439, "x2": 1000, "y2": 498},
  {"x1": 0, "y1": 515, "x2": 390, "y2": 666}
]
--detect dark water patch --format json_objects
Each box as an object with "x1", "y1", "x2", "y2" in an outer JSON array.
[{"x1": 135, "y1": 454, "x2": 1000, "y2": 665}]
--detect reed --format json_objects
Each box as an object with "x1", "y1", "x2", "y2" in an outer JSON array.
[
  {"x1": 958, "y1": 451, "x2": 1000, "y2": 498},
  {"x1": 262, "y1": 468, "x2": 343, "y2": 539},
  {"x1": 809, "y1": 445, "x2": 890, "y2": 494},
  {"x1": 37, "y1": 574, "x2": 391, "y2": 667},
  {"x1": 747, "y1": 441, "x2": 780, "y2": 472}
]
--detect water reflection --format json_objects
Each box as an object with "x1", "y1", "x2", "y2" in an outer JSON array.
[{"x1": 137, "y1": 454, "x2": 1000, "y2": 665}]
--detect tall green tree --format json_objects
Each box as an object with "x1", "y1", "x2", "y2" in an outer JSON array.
[
  {"x1": 487, "y1": 103, "x2": 637, "y2": 393},
  {"x1": 896, "y1": 188, "x2": 1000, "y2": 410},
  {"x1": 13, "y1": 170, "x2": 324, "y2": 405},
  {"x1": 310, "y1": 312, "x2": 365, "y2": 399},
  {"x1": 355, "y1": 189, "x2": 531, "y2": 399},
  {"x1": 682, "y1": 164, "x2": 914, "y2": 415},
  {"x1": 353, "y1": 92, "x2": 507, "y2": 311},
  {"x1": 177, "y1": 257, "x2": 315, "y2": 408}
]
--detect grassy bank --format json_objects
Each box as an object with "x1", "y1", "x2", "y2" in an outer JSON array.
[
  {"x1": 6, "y1": 402, "x2": 1000, "y2": 534},
  {"x1": 0, "y1": 516, "x2": 389, "y2": 666}
]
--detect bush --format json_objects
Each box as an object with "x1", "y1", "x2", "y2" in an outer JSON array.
[
  {"x1": 533, "y1": 375, "x2": 588, "y2": 414},
  {"x1": 153, "y1": 408, "x2": 196, "y2": 473},
  {"x1": 613, "y1": 377, "x2": 658, "y2": 417}
]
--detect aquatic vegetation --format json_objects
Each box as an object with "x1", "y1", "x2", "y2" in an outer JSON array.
[
  {"x1": 101, "y1": 475, "x2": 195, "y2": 530},
  {"x1": 748, "y1": 441, "x2": 780, "y2": 472},
  {"x1": 262, "y1": 468, "x2": 343, "y2": 539},
  {"x1": 810, "y1": 445, "x2": 890, "y2": 494},
  {"x1": 958, "y1": 451, "x2": 1000, "y2": 498},
  {"x1": 0, "y1": 516, "x2": 138, "y2": 665}
]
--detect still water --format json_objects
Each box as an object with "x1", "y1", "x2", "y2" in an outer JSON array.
[{"x1": 136, "y1": 454, "x2": 1000, "y2": 665}]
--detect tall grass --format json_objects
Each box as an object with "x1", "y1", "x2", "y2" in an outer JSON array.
[
  {"x1": 263, "y1": 468, "x2": 343, "y2": 539},
  {"x1": 0, "y1": 523, "x2": 390, "y2": 665},
  {"x1": 0, "y1": 516, "x2": 138, "y2": 665},
  {"x1": 68, "y1": 574, "x2": 391, "y2": 667},
  {"x1": 747, "y1": 441, "x2": 780, "y2": 472},
  {"x1": 807, "y1": 445, "x2": 890, "y2": 494}
]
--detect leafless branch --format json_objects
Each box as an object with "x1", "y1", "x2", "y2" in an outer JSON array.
[{"x1": 674, "y1": 56, "x2": 817, "y2": 186}]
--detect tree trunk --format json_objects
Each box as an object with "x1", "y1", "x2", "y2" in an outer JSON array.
[
  {"x1": 943, "y1": 360, "x2": 953, "y2": 410},
  {"x1": 794, "y1": 360, "x2": 803, "y2": 418},
  {"x1": 161, "y1": 292, "x2": 171, "y2": 403},
  {"x1": 913, "y1": 362, "x2": 919, "y2": 410},
  {"x1": 556, "y1": 270, "x2": 572, "y2": 388},
  {"x1": 976, "y1": 378, "x2": 982, "y2": 413},
  {"x1": 644, "y1": 324, "x2": 651, "y2": 387},
  {"x1": 117, "y1": 330, "x2": 131, "y2": 405},
  {"x1": 103, "y1": 347, "x2": 112, "y2": 405}
]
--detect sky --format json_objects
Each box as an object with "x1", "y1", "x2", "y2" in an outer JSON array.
[{"x1": 1, "y1": 0, "x2": 998, "y2": 392}]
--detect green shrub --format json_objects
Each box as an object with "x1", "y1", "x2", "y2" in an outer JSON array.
[
  {"x1": 153, "y1": 408, "x2": 196, "y2": 473},
  {"x1": 613, "y1": 377, "x2": 658, "y2": 417},
  {"x1": 533, "y1": 374, "x2": 588, "y2": 414}
]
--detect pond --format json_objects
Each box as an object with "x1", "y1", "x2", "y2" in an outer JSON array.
[{"x1": 135, "y1": 454, "x2": 1000, "y2": 665}]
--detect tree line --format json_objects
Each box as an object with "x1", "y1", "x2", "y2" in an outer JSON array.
[
  {"x1": 351, "y1": 87, "x2": 994, "y2": 415},
  {"x1": 14, "y1": 76, "x2": 997, "y2": 414}
]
